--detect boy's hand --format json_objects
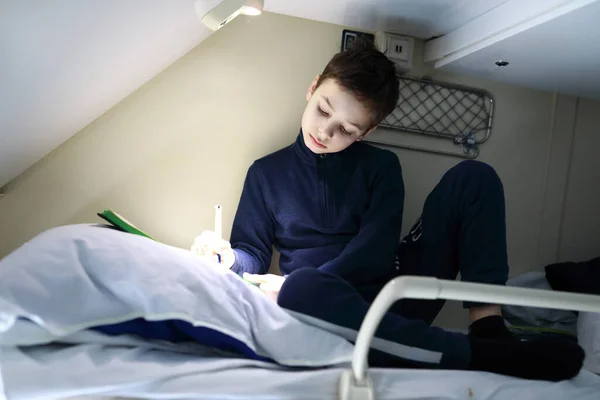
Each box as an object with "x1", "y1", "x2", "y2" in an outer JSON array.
[
  {"x1": 243, "y1": 273, "x2": 285, "y2": 302},
  {"x1": 191, "y1": 231, "x2": 235, "y2": 269}
]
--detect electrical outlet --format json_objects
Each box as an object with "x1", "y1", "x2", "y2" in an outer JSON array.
[
  {"x1": 376, "y1": 31, "x2": 414, "y2": 71},
  {"x1": 388, "y1": 37, "x2": 411, "y2": 62}
]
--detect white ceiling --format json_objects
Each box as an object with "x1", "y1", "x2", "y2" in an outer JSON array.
[
  {"x1": 266, "y1": 0, "x2": 510, "y2": 39},
  {"x1": 426, "y1": 0, "x2": 600, "y2": 100},
  {"x1": 0, "y1": 0, "x2": 214, "y2": 189},
  {"x1": 0, "y1": 0, "x2": 562, "y2": 189}
]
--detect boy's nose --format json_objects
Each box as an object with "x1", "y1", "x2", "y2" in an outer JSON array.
[{"x1": 319, "y1": 125, "x2": 334, "y2": 139}]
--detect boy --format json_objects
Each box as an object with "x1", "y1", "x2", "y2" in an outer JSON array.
[{"x1": 195, "y1": 40, "x2": 584, "y2": 381}]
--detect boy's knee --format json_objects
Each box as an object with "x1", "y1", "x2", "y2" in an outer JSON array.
[
  {"x1": 456, "y1": 160, "x2": 496, "y2": 176},
  {"x1": 452, "y1": 160, "x2": 502, "y2": 188},
  {"x1": 278, "y1": 267, "x2": 324, "y2": 310},
  {"x1": 283, "y1": 267, "x2": 323, "y2": 287}
]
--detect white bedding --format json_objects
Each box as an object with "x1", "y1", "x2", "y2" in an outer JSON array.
[
  {"x1": 502, "y1": 272, "x2": 578, "y2": 334},
  {"x1": 578, "y1": 312, "x2": 600, "y2": 374},
  {"x1": 2, "y1": 342, "x2": 600, "y2": 400},
  {"x1": 0, "y1": 224, "x2": 353, "y2": 367},
  {"x1": 2, "y1": 224, "x2": 600, "y2": 400}
]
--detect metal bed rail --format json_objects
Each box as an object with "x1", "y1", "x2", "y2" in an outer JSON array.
[{"x1": 339, "y1": 276, "x2": 600, "y2": 400}]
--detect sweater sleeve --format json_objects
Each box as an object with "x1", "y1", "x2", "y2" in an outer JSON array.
[
  {"x1": 229, "y1": 163, "x2": 275, "y2": 275},
  {"x1": 319, "y1": 153, "x2": 404, "y2": 284}
]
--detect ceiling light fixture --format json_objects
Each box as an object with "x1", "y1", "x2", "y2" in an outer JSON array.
[{"x1": 196, "y1": 0, "x2": 264, "y2": 31}]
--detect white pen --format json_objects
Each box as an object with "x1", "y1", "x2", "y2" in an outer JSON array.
[
  {"x1": 214, "y1": 204, "x2": 222, "y2": 238},
  {"x1": 214, "y1": 204, "x2": 223, "y2": 263}
]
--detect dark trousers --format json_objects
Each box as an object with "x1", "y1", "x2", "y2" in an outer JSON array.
[{"x1": 278, "y1": 160, "x2": 509, "y2": 370}]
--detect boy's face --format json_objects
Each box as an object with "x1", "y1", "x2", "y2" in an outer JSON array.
[{"x1": 301, "y1": 76, "x2": 377, "y2": 154}]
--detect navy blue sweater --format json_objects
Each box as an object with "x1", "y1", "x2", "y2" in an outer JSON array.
[{"x1": 230, "y1": 131, "x2": 405, "y2": 285}]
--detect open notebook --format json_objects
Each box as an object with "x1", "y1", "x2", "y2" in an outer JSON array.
[{"x1": 97, "y1": 209, "x2": 155, "y2": 240}]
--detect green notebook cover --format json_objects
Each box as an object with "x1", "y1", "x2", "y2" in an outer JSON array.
[{"x1": 97, "y1": 209, "x2": 155, "y2": 240}]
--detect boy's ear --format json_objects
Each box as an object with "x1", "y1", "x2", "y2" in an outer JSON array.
[
  {"x1": 306, "y1": 75, "x2": 320, "y2": 101},
  {"x1": 356, "y1": 125, "x2": 377, "y2": 141}
]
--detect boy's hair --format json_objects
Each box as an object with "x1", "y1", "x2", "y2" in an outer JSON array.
[{"x1": 315, "y1": 38, "x2": 399, "y2": 128}]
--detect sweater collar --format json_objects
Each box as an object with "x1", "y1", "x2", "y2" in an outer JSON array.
[{"x1": 293, "y1": 129, "x2": 356, "y2": 165}]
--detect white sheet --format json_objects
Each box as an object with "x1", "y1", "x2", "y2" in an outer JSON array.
[
  {"x1": 578, "y1": 312, "x2": 600, "y2": 374},
  {"x1": 2, "y1": 343, "x2": 600, "y2": 400}
]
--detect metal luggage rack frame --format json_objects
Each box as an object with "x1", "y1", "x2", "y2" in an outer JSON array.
[{"x1": 366, "y1": 75, "x2": 494, "y2": 159}]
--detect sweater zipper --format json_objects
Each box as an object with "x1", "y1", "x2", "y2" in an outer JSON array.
[{"x1": 319, "y1": 154, "x2": 331, "y2": 227}]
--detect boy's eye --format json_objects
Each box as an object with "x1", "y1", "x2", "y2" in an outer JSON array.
[
  {"x1": 341, "y1": 126, "x2": 353, "y2": 136},
  {"x1": 317, "y1": 106, "x2": 329, "y2": 117}
]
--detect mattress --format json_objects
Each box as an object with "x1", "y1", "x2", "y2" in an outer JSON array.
[{"x1": 2, "y1": 343, "x2": 600, "y2": 400}]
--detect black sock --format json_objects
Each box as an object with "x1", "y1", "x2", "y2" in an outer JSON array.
[
  {"x1": 469, "y1": 315, "x2": 513, "y2": 341},
  {"x1": 469, "y1": 335, "x2": 585, "y2": 381}
]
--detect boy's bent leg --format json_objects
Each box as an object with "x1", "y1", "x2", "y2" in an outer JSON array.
[
  {"x1": 430, "y1": 160, "x2": 508, "y2": 320},
  {"x1": 396, "y1": 160, "x2": 509, "y2": 324},
  {"x1": 278, "y1": 267, "x2": 471, "y2": 369}
]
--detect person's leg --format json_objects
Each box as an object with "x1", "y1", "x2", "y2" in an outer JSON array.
[
  {"x1": 387, "y1": 160, "x2": 585, "y2": 376},
  {"x1": 278, "y1": 267, "x2": 471, "y2": 369},
  {"x1": 394, "y1": 160, "x2": 509, "y2": 328}
]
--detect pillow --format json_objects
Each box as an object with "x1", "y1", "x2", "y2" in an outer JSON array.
[
  {"x1": 545, "y1": 257, "x2": 600, "y2": 295},
  {"x1": 501, "y1": 272, "x2": 577, "y2": 334},
  {"x1": 0, "y1": 224, "x2": 353, "y2": 367},
  {"x1": 578, "y1": 312, "x2": 600, "y2": 374}
]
